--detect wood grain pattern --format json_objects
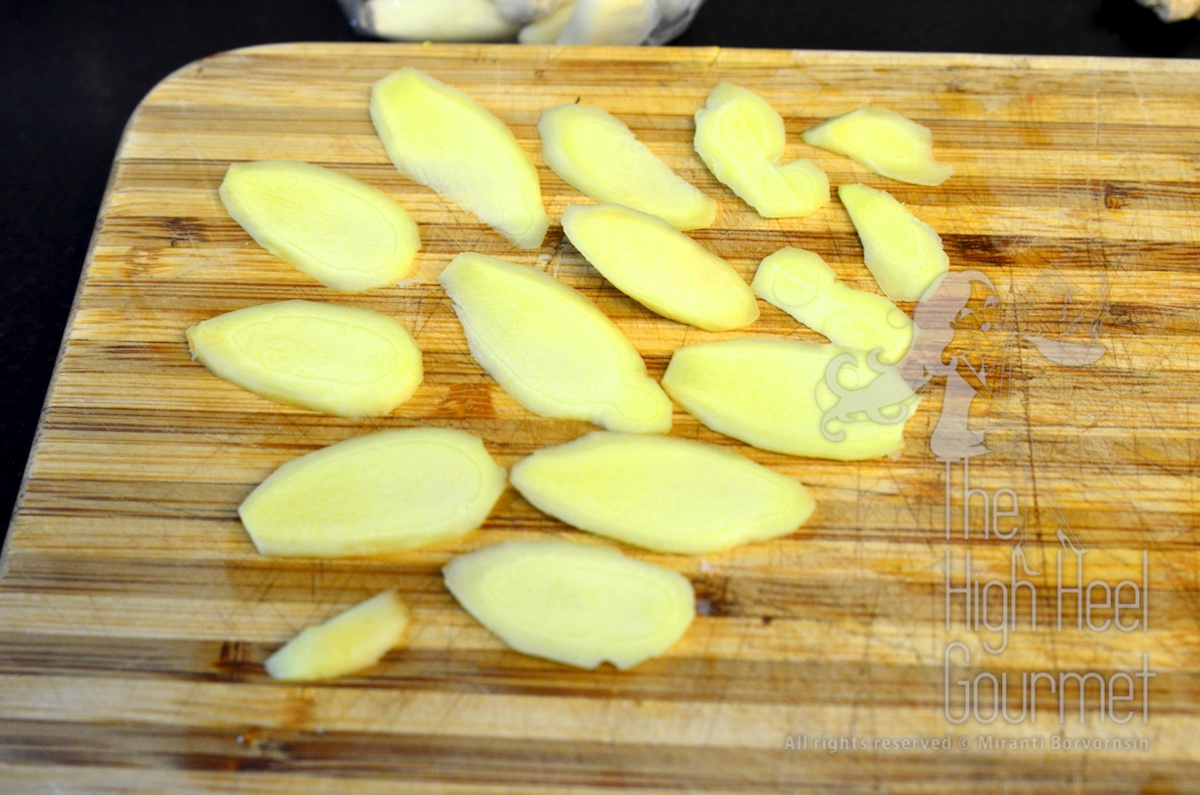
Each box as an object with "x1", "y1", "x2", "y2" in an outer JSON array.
[{"x1": 2, "y1": 43, "x2": 1199, "y2": 792}]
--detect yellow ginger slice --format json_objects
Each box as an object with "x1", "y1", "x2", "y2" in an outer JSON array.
[
  {"x1": 539, "y1": 103, "x2": 716, "y2": 230},
  {"x1": 511, "y1": 431, "x2": 815, "y2": 554},
  {"x1": 363, "y1": 0, "x2": 520, "y2": 41},
  {"x1": 555, "y1": 0, "x2": 661, "y2": 45},
  {"x1": 752, "y1": 247, "x2": 913, "y2": 364},
  {"x1": 517, "y1": 3, "x2": 575, "y2": 42},
  {"x1": 444, "y1": 539, "x2": 694, "y2": 669},
  {"x1": 439, "y1": 252, "x2": 671, "y2": 433},
  {"x1": 371, "y1": 68, "x2": 549, "y2": 249},
  {"x1": 662, "y1": 337, "x2": 918, "y2": 461},
  {"x1": 264, "y1": 590, "x2": 410, "y2": 681},
  {"x1": 838, "y1": 183, "x2": 949, "y2": 302},
  {"x1": 240, "y1": 428, "x2": 506, "y2": 557},
  {"x1": 561, "y1": 203, "x2": 758, "y2": 332},
  {"x1": 186, "y1": 300, "x2": 422, "y2": 417},
  {"x1": 694, "y1": 83, "x2": 830, "y2": 218},
  {"x1": 219, "y1": 160, "x2": 419, "y2": 293},
  {"x1": 802, "y1": 107, "x2": 953, "y2": 187}
]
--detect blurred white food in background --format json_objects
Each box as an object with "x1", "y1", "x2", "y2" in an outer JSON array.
[{"x1": 1137, "y1": 0, "x2": 1200, "y2": 20}]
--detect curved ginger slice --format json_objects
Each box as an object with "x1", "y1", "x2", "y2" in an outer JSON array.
[
  {"x1": 439, "y1": 252, "x2": 671, "y2": 433},
  {"x1": 802, "y1": 107, "x2": 953, "y2": 186},
  {"x1": 511, "y1": 431, "x2": 815, "y2": 554},
  {"x1": 186, "y1": 300, "x2": 422, "y2": 417},
  {"x1": 444, "y1": 540, "x2": 695, "y2": 670},
  {"x1": 694, "y1": 83, "x2": 830, "y2": 218},
  {"x1": 662, "y1": 337, "x2": 918, "y2": 461},
  {"x1": 240, "y1": 428, "x2": 506, "y2": 557},
  {"x1": 561, "y1": 203, "x2": 757, "y2": 332},
  {"x1": 752, "y1": 247, "x2": 913, "y2": 364},
  {"x1": 838, "y1": 183, "x2": 949, "y2": 302},
  {"x1": 219, "y1": 160, "x2": 419, "y2": 293},
  {"x1": 539, "y1": 103, "x2": 716, "y2": 230},
  {"x1": 264, "y1": 590, "x2": 410, "y2": 681},
  {"x1": 370, "y1": 68, "x2": 549, "y2": 249}
]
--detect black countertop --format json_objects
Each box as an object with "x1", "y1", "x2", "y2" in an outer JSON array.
[{"x1": 3, "y1": 0, "x2": 1199, "y2": 540}]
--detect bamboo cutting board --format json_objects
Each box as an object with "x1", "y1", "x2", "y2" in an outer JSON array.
[{"x1": 2, "y1": 43, "x2": 1199, "y2": 793}]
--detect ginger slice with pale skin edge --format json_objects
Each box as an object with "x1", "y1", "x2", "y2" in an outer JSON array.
[
  {"x1": 186, "y1": 300, "x2": 422, "y2": 417},
  {"x1": 694, "y1": 82, "x2": 830, "y2": 218},
  {"x1": 371, "y1": 68, "x2": 549, "y2": 249},
  {"x1": 264, "y1": 590, "x2": 410, "y2": 681},
  {"x1": 802, "y1": 107, "x2": 953, "y2": 187},
  {"x1": 511, "y1": 431, "x2": 816, "y2": 554},
  {"x1": 561, "y1": 203, "x2": 757, "y2": 332},
  {"x1": 838, "y1": 183, "x2": 950, "y2": 302},
  {"x1": 752, "y1": 247, "x2": 914, "y2": 364},
  {"x1": 443, "y1": 539, "x2": 695, "y2": 670},
  {"x1": 219, "y1": 160, "x2": 419, "y2": 293},
  {"x1": 662, "y1": 337, "x2": 919, "y2": 461},
  {"x1": 439, "y1": 252, "x2": 671, "y2": 433},
  {"x1": 540, "y1": 103, "x2": 716, "y2": 230},
  {"x1": 239, "y1": 427, "x2": 506, "y2": 558}
]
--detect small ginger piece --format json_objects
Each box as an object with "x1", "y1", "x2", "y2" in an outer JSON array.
[
  {"x1": 443, "y1": 539, "x2": 695, "y2": 670},
  {"x1": 838, "y1": 184, "x2": 949, "y2": 303},
  {"x1": 752, "y1": 247, "x2": 913, "y2": 363},
  {"x1": 240, "y1": 428, "x2": 506, "y2": 557},
  {"x1": 694, "y1": 83, "x2": 830, "y2": 218},
  {"x1": 363, "y1": 0, "x2": 520, "y2": 40},
  {"x1": 555, "y1": 0, "x2": 661, "y2": 45},
  {"x1": 803, "y1": 107, "x2": 953, "y2": 186},
  {"x1": 511, "y1": 431, "x2": 815, "y2": 554},
  {"x1": 540, "y1": 103, "x2": 716, "y2": 230},
  {"x1": 439, "y1": 252, "x2": 672, "y2": 433},
  {"x1": 562, "y1": 203, "x2": 758, "y2": 332},
  {"x1": 264, "y1": 590, "x2": 410, "y2": 681},
  {"x1": 371, "y1": 68, "x2": 548, "y2": 248},
  {"x1": 186, "y1": 300, "x2": 422, "y2": 417}
]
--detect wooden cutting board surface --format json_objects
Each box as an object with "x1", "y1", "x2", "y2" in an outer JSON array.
[{"x1": 2, "y1": 43, "x2": 1199, "y2": 792}]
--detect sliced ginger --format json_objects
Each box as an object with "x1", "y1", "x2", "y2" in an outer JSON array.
[
  {"x1": 561, "y1": 203, "x2": 758, "y2": 332},
  {"x1": 511, "y1": 431, "x2": 815, "y2": 554},
  {"x1": 219, "y1": 161, "x2": 420, "y2": 293},
  {"x1": 752, "y1": 247, "x2": 913, "y2": 363},
  {"x1": 838, "y1": 183, "x2": 950, "y2": 302},
  {"x1": 802, "y1": 107, "x2": 953, "y2": 187},
  {"x1": 662, "y1": 337, "x2": 918, "y2": 461},
  {"x1": 694, "y1": 83, "x2": 830, "y2": 218},
  {"x1": 264, "y1": 590, "x2": 410, "y2": 681},
  {"x1": 539, "y1": 103, "x2": 716, "y2": 230},
  {"x1": 443, "y1": 539, "x2": 695, "y2": 670},
  {"x1": 439, "y1": 252, "x2": 671, "y2": 433},
  {"x1": 239, "y1": 427, "x2": 506, "y2": 557},
  {"x1": 364, "y1": 0, "x2": 520, "y2": 41},
  {"x1": 186, "y1": 300, "x2": 422, "y2": 417},
  {"x1": 371, "y1": 68, "x2": 549, "y2": 249}
]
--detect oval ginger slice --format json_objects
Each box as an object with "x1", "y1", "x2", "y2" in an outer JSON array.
[
  {"x1": 511, "y1": 432, "x2": 815, "y2": 554},
  {"x1": 439, "y1": 252, "x2": 672, "y2": 433},
  {"x1": 444, "y1": 540, "x2": 695, "y2": 670},
  {"x1": 219, "y1": 160, "x2": 420, "y2": 293},
  {"x1": 265, "y1": 590, "x2": 410, "y2": 681},
  {"x1": 539, "y1": 103, "x2": 716, "y2": 230},
  {"x1": 240, "y1": 428, "x2": 506, "y2": 557},
  {"x1": 370, "y1": 68, "x2": 549, "y2": 249},
  {"x1": 186, "y1": 300, "x2": 422, "y2": 417},
  {"x1": 802, "y1": 107, "x2": 953, "y2": 187}
]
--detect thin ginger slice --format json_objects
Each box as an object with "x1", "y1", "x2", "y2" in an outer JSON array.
[
  {"x1": 802, "y1": 107, "x2": 953, "y2": 187},
  {"x1": 694, "y1": 83, "x2": 830, "y2": 218},
  {"x1": 240, "y1": 427, "x2": 506, "y2": 557},
  {"x1": 443, "y1": 539, "x2": 695, "y2": 670},
  {"x1": 370, "y1": 68, "x2": 549, "y2": 249},
  {"x1": 662, "y1": 337, "x2": 918, "y2": 461},
  {"x1": 511, "y1": 431, "x2": 815, "y2": 554},
  {"x1": 838, "y1": 183, "x2": 949, "y2": 302},
  {"x1": 186, "y1": 299, "x2": 422, "y2": 417},
  {"x1": 539, "y1": 103, "x2": 716, "y2": 230},
  {"x1": 752, "y1": 247, "x2": 913, "y2": 363},
  {"x1": 438, "y1": 252, "x2": 671, "y2": 433},
  {"x1": 264, "y1": 590, "x2": 410, "y2": 681},
  {"x1": 561, "y1": 203, "x2": 758, "y2": 332}
]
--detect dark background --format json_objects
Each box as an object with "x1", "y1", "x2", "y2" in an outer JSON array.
[{"x1": 2, "y1": 0, "x2": 1199, "y2": 541}]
